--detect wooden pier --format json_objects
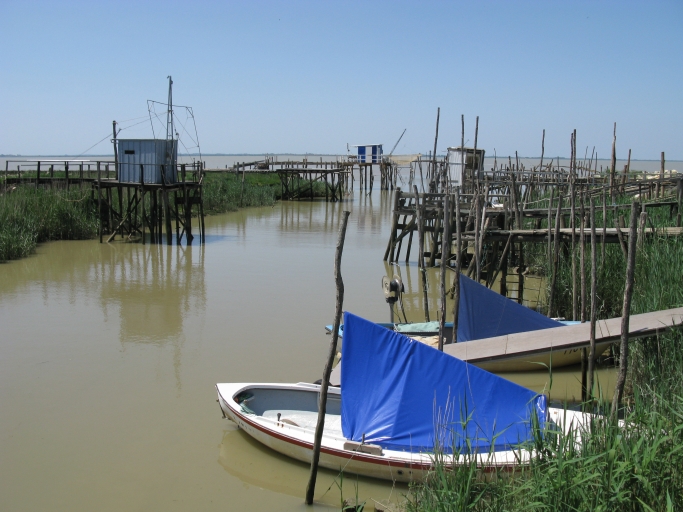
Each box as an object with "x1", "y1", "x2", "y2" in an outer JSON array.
[
  {"x1": 203, "y1": 155, "x2": 401, "y2": 200},
  {"x1": 444, "y1": 307, "x2": 683, "y2": 372},
  {"x1": 95, "y1": 164, "x2": 205, "y2": 246},
  {"x1": 3, "y1": 159, "x2": 116, "y2": 189},
  {"x1": 384, "y1": 147, "x2": 683, "y2": 315},
  {"x1": 2, "y1": 158, "x2": 206, "y2": 246}
]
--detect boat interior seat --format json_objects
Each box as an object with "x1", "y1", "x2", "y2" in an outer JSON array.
[{"x1": 262, "y1": 410, "x2": 343, "y2": 437}]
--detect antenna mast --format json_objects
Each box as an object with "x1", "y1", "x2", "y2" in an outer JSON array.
[{"x1": 166, "y1": 76, "x2": 174, "y2": 141}]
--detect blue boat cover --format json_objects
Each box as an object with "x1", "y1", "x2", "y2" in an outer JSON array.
[
  {"x1": 457, "y1": 275, "x2": 562, "y2": 342},
  {"x1": 341, "y1": 312, "x2": 547, "y2": 453}
]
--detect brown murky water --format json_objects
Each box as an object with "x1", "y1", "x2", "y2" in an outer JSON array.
[{"x1": 0, "y1": 186, "x2": 614, "y2": 511}]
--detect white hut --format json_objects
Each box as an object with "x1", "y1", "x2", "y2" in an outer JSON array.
[
  {"x1": 353, "y1": 144, "x2": 383, "y2": 164},
  {"x1": 446, "y1": 147, "x2": 485, "y2": 186}
]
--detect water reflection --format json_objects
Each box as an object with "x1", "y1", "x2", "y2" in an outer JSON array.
[
  {"x1": 96, "y1": 244, "x2": 206, "y2": 344},
  {"x1": 98, "y1": 244, "x2": 205, "y2": 392},
  {"x1": 279, "y1": 199, "x2": 349, "y2": 234},
  {"x1": 218, "y1": 426, "x2": 408, "y2": 509},
  {"x1": 353, "y1": 191, "x2": 389, "y2": 235}
]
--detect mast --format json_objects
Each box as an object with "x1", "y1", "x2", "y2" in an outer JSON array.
[{"x1": 166, "y1": 76, "x2": 174, "y2": 141}]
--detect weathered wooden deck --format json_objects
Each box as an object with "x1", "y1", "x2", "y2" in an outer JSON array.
[{"x1": 443, "y1": 307, "x2": 683, "y2": 372}]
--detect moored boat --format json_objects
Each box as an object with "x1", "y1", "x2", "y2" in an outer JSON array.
[
  {"x1": 218, "y1": 313, "x2": 597, "y2": 482},
  {"x1": 216, "y1": 381, "x2": 593, "y2": 482}
]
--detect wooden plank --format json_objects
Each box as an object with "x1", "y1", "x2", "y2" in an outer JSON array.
[{"x1": 444, "y1": 307, "x2": 683, "y2": 365}]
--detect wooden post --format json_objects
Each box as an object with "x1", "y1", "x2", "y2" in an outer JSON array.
[
  {"x1": 140, "y1": 164, "x2": 145, "y2": 245},
  {"x1": 658, "y1": 151, "x2": 665, "y2": 198},
  {"x1": 414, "y1": 186, "x2": 424, "y2": 271},
  {"x1": 615, "y1": 213, "x2": 628, "y2": 258},
  {"x1": 476, "y1": 190, "x2": 489, "y2": 283},
  {"x1": 452, "y1": 188, "x2": 462, "y2": 342},
  {"x1": 571, "y1": 169, "x2": 577, "y2": 320},
  {"x1": 405, "y1": 195, "x2": 415, "y2": 263},
  {"x1": 414, "y1": 185, "x2": 430, "y2": 322},
  {"x1": 580, "y1": 190, "x2": 586, "y2": 322},
  {"x1": 539, "y1": 129, "x2": 545, "y2": 179},
  {"x1": 611, "y1": 201, "x2": 639, "y2": 418},
  {"x1": 460, "y1": 115, "x2": 465, "y2": 193},
  {"x1": 473, "y1": 116, "x2": 479, "y2": 190},
  {"x1": 305, "y1": 210, "x2": 350, "y2": 506},
  {"x1": 547, "y1": 188, "x2": 554, "y2": 263},
  {"x1": 602, "y1": 187, "x2": 607, "y2": 263},
  {"x1": 439, "y1": 194, "x2": 450, "y2": 351},
  {"x1": 431, "y1": 107, "x2": 440, "y2": 192},
  {"x1": 112, "y1": 120, "x2": 119, "y2": 181},
  {"x1": 384, "y1": 191, "x2": 401, "y2": 261},
  {"x1": 622, "y1": 148, "x2": 631, "y2": 194},
  {"x1": 587, "y1": 198, "x2": 598, "y2": 400},
  {"x1": 199, "y1": 164, "x2": 206, "y2": 244},
  {"x1": 609, "y1": 122, "x2": 617, "y2": 204},
  {"x1": 35, "y1": 161, "x2": 40, "y2": 189},
  {"x1": 548, "y1": 194, "x2": 562, "y2": 318},
  {"x1": 240, "y1": 162, "x2": 246, "y2": 207},
  {"x1": 637, "y1": 210, "x2": 647, "y2": 250},
  {"x1": 161, "y1": 166, "x2": 172, "y2": 245},
  {"x1": 97, "y1": 162, "x2": 102, "y2": 243},
  {"x1": 677, "y1": 177, "x2": 682, "y2": 227},
  {"x1": 474, "y1": 195, "x2": 482, "y2": 280}
]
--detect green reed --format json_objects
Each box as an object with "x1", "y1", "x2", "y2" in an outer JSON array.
[
  {"x1": 0, "y1": 186, "x2": 98, "y2": 262},
  {"x1": 408, "y1": 196, "x2": 683, "y2": 511},
  {"x1": 202, "y1": 173, "x2": 278, "y2": 214},
  {"x1": 0, "y1": 172, "x2": 298, "y2": 262},
  {"x1": 407, "y1": 391, "x2": 682, "y2": 511},
  {"x1": 202, "y1": 172, "x2": 330, "y2": 214}
]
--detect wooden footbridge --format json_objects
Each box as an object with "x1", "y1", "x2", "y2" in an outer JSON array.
[{"x1": 204, "y1": 155, "x2": 401, "y2": 200}]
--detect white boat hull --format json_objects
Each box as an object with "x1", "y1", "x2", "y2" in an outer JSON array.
[{"x1": 216, "y1": 382, "x2": 591, "y2": 483}]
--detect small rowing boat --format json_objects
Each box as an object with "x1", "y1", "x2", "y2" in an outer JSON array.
[
  {"x1": 218, "y1": 313, "x2": 596, "y2": 482},
  {"x1": 216, "y1": 381, "x2": 592, "y2": 482}
]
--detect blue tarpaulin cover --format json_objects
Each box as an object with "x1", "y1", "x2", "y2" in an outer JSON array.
[
  {"x1": 457, "y1": 275, "x2": 562, "y2": 342},
  {"x1": 341, "y1": 312, "x2": 547, "y2": 453}
]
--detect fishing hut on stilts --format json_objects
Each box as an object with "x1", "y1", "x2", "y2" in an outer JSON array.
[
  {"x1": 344, "y1": 143, "x2": 399, "y2": 192},
  {"x1": 97, "y1": 77, "x2": 205, "y2": 246}
]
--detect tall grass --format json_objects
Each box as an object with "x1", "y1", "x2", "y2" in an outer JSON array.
[
  {"x1": 0, "y1": 173, "x2": 297, "y2": 262},
  {"x1": 202, "y1": 172, "x2": 331, "y2": 214},
  {"x1": 408, "y1": 197, "x2": 683, "y2": 511},
  {"x1": 408, "y1": 393, "x2": 683, "y2": 511},
  {"x1": 0, "y1": 186, "x2": 98, "y2": 262},
  {"x1": 202, "y1": 173, "x2": 278, "y2": 214}
]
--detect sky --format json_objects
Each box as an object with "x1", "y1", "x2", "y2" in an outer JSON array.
[{"x1": 1, "y1": 0, "x2": 681, "y2": 159}]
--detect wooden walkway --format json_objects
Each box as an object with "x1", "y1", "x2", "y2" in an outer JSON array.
[{"x1": 444, "y1": 307, "x2": 683, "y2": 372}]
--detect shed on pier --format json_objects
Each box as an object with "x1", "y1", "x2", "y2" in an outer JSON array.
[
  {"x1": 116, "y1": 139, "x2": 178, "y2": 184},
  {"x1": 353, "y1": 144, "x2": 383, "y2": 164},
  {"x1": 446, "y1": 146, "x2": 485, "y2": 185}
]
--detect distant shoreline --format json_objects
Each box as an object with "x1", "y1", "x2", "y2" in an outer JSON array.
[{"x1": 1, "y1": 153, "x2": 679, "y2": 162}]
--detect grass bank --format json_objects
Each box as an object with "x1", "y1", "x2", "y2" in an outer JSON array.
[
  {"x1": 0, "y1": 187, "x2": 99, "y2": 262},
  {"x1": 1, "y1": 172, "x2": 328, "y2": 262}
]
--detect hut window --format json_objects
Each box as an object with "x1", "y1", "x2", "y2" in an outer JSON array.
[{"x1": 124, "y1": 150, "x2": 135, "y2": 155}]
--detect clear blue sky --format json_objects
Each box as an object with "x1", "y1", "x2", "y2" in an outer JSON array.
[{"x1": 1, "y1": 0, "x2": 681, "y2": 159}]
